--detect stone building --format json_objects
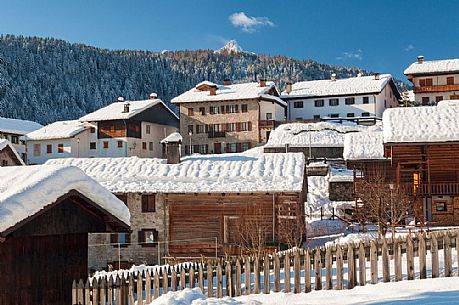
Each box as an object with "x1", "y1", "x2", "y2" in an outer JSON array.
[{"x1": 171, "y1": 80, "x2": 287, "y2": 155}]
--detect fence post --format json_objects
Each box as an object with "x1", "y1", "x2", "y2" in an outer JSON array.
[
  {"x1": 128, "y1": 274, "x2": 135, "y2": 305},
  {"x1": 244, "y1": 257, "x2": 251, "y2": 295},
  {"x1": 107, "y1": 276, "x2": 113, "y2": 305},
  {"x1": 84, "y1": 278, "x2": 91, "y2": 305},
  {"x1": 394, "y1": 238, "x2": 402, "y2": 282},
  {"x1": 304, "y1": 250, "x2": 311, "y2": 293},
  {"x1": 264, "y1": 254, "x2": 271, "y2": 294},
  {"x1": 370, "y1": 240, "x2": 377, "y2": 284},
  {"x1": 137, "y1": 272, "x2": 144, "y2": 305},
  {"x1": 189, "y1": 265, "x2": 195, "y2": 289},
  {"x1": 235, "y1": 259, "x2": 242, "y2": 296},
  {"x1": 444, "y1": 233, "x2": 452, "y2": 277},
  {"x1": 198, "y1": 262, "x2": 205, "y2": 292},
  {"x1": 456, "y1": 233, "x2": 459, "y2": 277},
  {"x1": 431, "y1": 234, "x2": 439, "y2": 278},
  {"x1": 145, "y1": 271, "x2": 153, "y2": 302},
  {"x1": 284, "y1": 252, "x2": 291, "y2": 293},
  {"x1": 100, "y1": 277, "x2": 107, "y2": 305},
  {"x1": 358, "y1": 242, "x2": 366, "y2": 286},
  {"x1": 217, "y1": 261, "x2": 223, "y2": 298},
  {"x1": 347, "y1": 245, "x2": 355, "y2": 289},
  {"x1": 226, "y1": 261, "x2": 233, "y2": 297},
  {"x1": 274, "y1": 254, "x2": 281, "y2": 293},
  {"x1": 180, "y1": 266, "x2": 186, "y2": 290},
  {"x1": 153, "y1": 271, "x2": 160, "y2": 299},
  {"x1": 325, "y1": 247, "x2": 332, "y2": 290},
  {"x1": 206, "y1": 262, "x2": 213, "y2": 297},
  {"x1": 382, "y1": 239, "x2": 390, "y2": 283},
  {"x1": 72, "y1": 280, "x2": 77, "y2": 305},
  {"x1": 115, "y1": 276, "x2": 122, "y2": 305},
  {"x1": 336, "y1": 246, "x2": 343, "y2": 290},
  {"x1": 419, "y1": 233, "x2": 427, "y2": 279},
  {"x1": 314, "y1": 248, "x2": 322, "y2": 290},
  {"x1": 407, "y1": 235, "x2": 414, "y2": 280},
  {"x1": 291, "y1": 251, "x2": 299, "y2": 293}
]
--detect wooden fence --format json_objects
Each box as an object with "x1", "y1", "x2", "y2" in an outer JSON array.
[{"x1": 72, "y1": 230, "x2": 459, "y2": 305}]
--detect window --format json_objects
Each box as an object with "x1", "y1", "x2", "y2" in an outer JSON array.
[
  {"x1": 347, "y1": 113, "x2": 355, "y2": 117},
  {"x1": 117, "y1": 140, "x2": 123, "y2": 148},
  {"x1": 46, "y1": 144, "x2": 52, "y2": 154},
  {"x1": 313, "y1": 115, "x2": 320, "y2": 120},
  {"x1": 90, "y1": 142, "x2": 96, "y2": 150},
  {"x1": 140, "y1": 142, "x2": 146, "y2": 150},
  {"x1": 196, "y1": 125, "x2": 205, "y2": 134},
  {"x1": 436, "y1": 96, "x2": 443, "y2": 103},
  {"x1": 57, "y1": 144, "x2": 64, "y2": 153},
  {"x1": 450, "y1": 95, "x2": 459, "y2": 100},
  {"x1": 241, "y1": 104, "x2": 248, "y2": 113},
  {"x1": 111, "y1": 232, "x2": 130, "y2": 247},
  {"x1": 314, "y1": 100, "x2": 324, "y2": 107},
  {"x1": 226, "y1": 105, "x2": 238, "y2": 113},
  {"x1": 199, "y1": 144, "x2": 208, "y2": 154},
  {"x1": 2, "y1": 160, "x2": 8, "y2": 166},
  {"x1": 141, "y1": 195, "x2": 156, "y2": 212},
  {"x1": 266, "y1": 113, "x2": 273, "y2": 120},
  {"x1": 209, "y1": 106, "x2": 221, "y2": 114},
  {"x1": 361, "y1": 112, "x2": 370, "y2": 117},
  {"x1": 363, "y1": 96, "x2": 369, "y2": 104},
  {"x1": 187, "y1": 108, "x2": 194, "y2": 116},
  {"x1": 11, "y1": 135, "x2": 18, "y2": 144},
  {"x1": 345, "y1": 97, "x2": 355, "y2": 105},
  {"x1": 422, "y1": 97, "x2": 430, "y2": 105},
  {"x1": 293, "y1": 101, "x2": 304, "y2": 108},
  {"x1": 103, "y1": 141, "x2": 109, "y2": 149},
  {"x1": 419, "y1": 78, "x2": 433, "y2": 86},
  {"x1": 90, "y1": 127, "x2": 96, "y2": 133},
  {"x1": 329, "y1": 99, "x2": 339, "y2": 106},
  {"x1": 199, "y1": 107, "x2": 206, "y2": 115},
  {"x1": 241, "y1": 122, "x2": 248, "y2": 131},
  {"x1": 226, "y1": 123, "x2": 237, "y2": 132},
  {"x1": 228, "y1": 143, "x2": 237, "y2": 153},
  {"x1": 146, "y1": 125, "x2": 151, "y2": 134},
  {"x1": 33, "y1": 144, "x2": 41, "y2": 156},
  {"x1": 436, "y1": 201, "x2": 447, "y2": 212},
  {"x1": 149, "y1": 142, "x2": 153, "y2": 151},
  {"x1": 211, "y1": 124, "x2": 221, "y2": 132},
  {"x1": 447, "y1": 77, "x2": 455, "y2": 85},
  {"x1": 138, "y1": 229, "x2": 158, "y2": 247},
  {"x1": 329, "y1": 113, "x2": 339, "y2": 118},
  {"x1": 242, "y1": 142, "x2": 250, "y2": 151},
  {"x1": 187, "y1": 125, "x2": 194, "y2": 134}
]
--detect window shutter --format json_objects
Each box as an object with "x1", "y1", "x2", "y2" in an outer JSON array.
[
  {"x1": 205, "y1": 144, "x2": 208, "y2": 154},
  {"x1": 248, "y1": 121, "x2": 252, "y2": 131},
  {"x1": 138, "y1": 231, "x2": 144, "y2": 244},
  {"x1": 235, "y1": 105, "x2": 239, "y2": 112},
  {"x1": 236, "y1": 122, "x2": 241, "y2": 132},
  {"x1": 225, "y1": 143, "x2": 230, "y2": 153},
  {"x1": 220, "y1": 106, "x2": 225, "y2": 114},
  {"x1": 126, "y1": 232, "x2": 131, "y2": 244},
  {"x1": 110, "y1": 233, "x2": 117, "y2": 244},
  {"x1": 236, "y1": 143, "x2": 242, "y2": 153},
  {"x1": 225, "y1": 105, "x2": 230, "y2": 113},
  {"x1": 223, "y1": 123, "x2": 228, "y2": 132},
  {"x1": 248, "y1": 142, "x2": 252, "y2": 149},
  {"x1": 141, "y1": 196, "x2": 147, "y2": 212},
  {"x1": 193, "y1": 144, "x2": 199, "y2": 153}
]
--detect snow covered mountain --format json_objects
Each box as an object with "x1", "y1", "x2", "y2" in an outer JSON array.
[{"x1": 215, "y1": 40, "x2": 244, "y2": 54}]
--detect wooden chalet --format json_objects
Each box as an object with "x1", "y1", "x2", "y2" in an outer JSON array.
[
  {"x1": 0, "y1": 139, "x2": 25, "y2": 166},
  {"x1": 0, "y1": 165, "x2": 130, "y2": 305}
]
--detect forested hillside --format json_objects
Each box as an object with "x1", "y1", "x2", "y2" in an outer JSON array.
[{"x1": 0, "y1": 35, "x2": 404, "y2": 124}]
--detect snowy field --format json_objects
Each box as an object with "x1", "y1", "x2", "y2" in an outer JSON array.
[{"x1": 148, "y1": 277, "x2": 459, "y2": 305}]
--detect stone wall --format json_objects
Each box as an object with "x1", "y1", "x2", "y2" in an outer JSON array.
[
  {"x1": 329, "y1": 181, "x2": 354, "y2": 201},
  {"x1": 88, "y1": 193, "x2": 168, "y2": 271}
]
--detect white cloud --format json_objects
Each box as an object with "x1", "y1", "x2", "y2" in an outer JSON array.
[
  {"x1": 229, "y1": 12, "x2": 274, "y2": 33},
  {"x1": 404, "y1": 44, "x2": 414, "y2": 51},
  {"x1": 336, "y1": 49, "x2": 363, "y2": 61}
]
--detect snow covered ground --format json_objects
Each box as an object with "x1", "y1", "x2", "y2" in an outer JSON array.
[{"x1": 148, "y1": 278, "x2": 459, "y2": 305}]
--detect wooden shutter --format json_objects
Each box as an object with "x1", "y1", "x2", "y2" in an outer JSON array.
[
  {"x1": 236, "y1": 143, "x2": 242, "y2": 153},
  {"x1": 247, "y1": 142, "x2": 252, "y2": 149},
  {"x1": 205, "y1": 144, "x2": 209, "y2": 154},
  {"x1": 220, "y1": 106, "x2": 225, "y2": 114},
  {"x1": 138, "y1": 231, "x2": 145, "y2": 244},
  {"x1": 248, "y1": 121, "x2": 252, "y2": 131},
  {"x1": 225, "y1": 143, "x2": 230, "y2": 153},
  {"x1": 193, "y1": 144, "x2": 199, "y2": 153},
  {"x1": 235, "y1": 105, "x2": 239, "y2": 112},
  {"x1": 110, "y1": 233, "x2": 117, "y2": 244},
  {"x1": 125, "y1": 232, "x2": 131, "y2": 244}
]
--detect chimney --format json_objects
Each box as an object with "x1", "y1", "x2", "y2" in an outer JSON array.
[
  {"x1": 209, "y1": 86, "x2": 217, "y2": 96},
  {"x1": 223, "y1": 79, "x2": 231, "y2": 86},
  {"x1": 331, "y1": 73, "x2": 337, "y2": 81},
  {"x1": 258, "y1": 78, "x2": 266, "y2": 87},
  {"x1": 285, "y1": 82, "x2": 293, "y2": 94},
  {"x1": 123, "y1": 102, "x2": 130, "y2": 113},
  {"x1": 161, "y1": 132, "x2": 182, "y2": 164},
  {"x1": 149, "y1": 92, "x2": 158, "y2": 99},
  {"x1": 418, "y1": 55, "x2": 424, "y2": 64},
  {"x1": 374, "y1": 73, "x2": 380, "y2": 80}
]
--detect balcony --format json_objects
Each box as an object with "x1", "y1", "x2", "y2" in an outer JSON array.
[
  {"x1": 413, "y1": 84, "x2": 459, "y2": 93},
  {"x1": 400, "y1": 183, "x2": 459, "y2": 196},
  {"x1": 207, "y1": 131, "x2": 226, "y2": 138},
  {"x1": 259, "y1": 120, "x2": 282, "y2": 128}
]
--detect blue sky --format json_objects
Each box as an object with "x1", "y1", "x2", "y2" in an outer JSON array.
[{"x1": 1, "y1": 0, "x2": 458, "y2": 79}]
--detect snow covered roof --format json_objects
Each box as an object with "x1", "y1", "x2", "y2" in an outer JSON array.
[
  {"x1": 0, "y1": 117, "x2": 43, "y2": 135},
  {"x1": 329, "y1": 166, "x2": 354, "y2": 182},
  {"x1": 266, "y1": 122, "x2": 366, "y2": 148},
  {"x1": 404, "y1": 58, "x2": 459, "y2": 75},
  {"x1": 0, "y1": 165, "x2": 130, "y2": 234},
  {"x1": 0, "y1": 139, "x2": 25, "y2": 165},
  {"x1": 282, "y1": 74, "x2": 393, "y2": 98},
  {"x1": 343, "y1": 127, "x2": 385, "y2": 160},
  {"x1": 80, "y1": 99, "x2": 178, "y2": 122},
  {"x1": 23, "y1": 120, "x2": 89, "y2": 141},
  {"x1": 383, "y1": 100, "x2": 459, "y2": 143},
  {"x1": 45, "y1": 153, "x2": 305, "y2": 194},
  {"x1": 160, "y1": 132, "x2": 182, "y2": 144},
  {"x1": 171, "y1": 81, "x2": 285, "y2": 105}
]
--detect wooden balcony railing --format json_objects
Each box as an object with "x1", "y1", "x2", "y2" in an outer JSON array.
[
  {"x1": 207, "y1": 131, "x2": 226, "y2": 138},
  {"x1": 400, "y1": 183, "x2": 459, "y2": 195},
  {"x1": 259, "y1": 120, "x2": 282, "y2": 128},
  {"x1": 413, "y1": 84, "x2": 459, "y2": 93}
]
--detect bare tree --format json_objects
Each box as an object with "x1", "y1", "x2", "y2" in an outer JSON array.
[
  {"x1": 277, "y1": 204, "x2": 306, "y2": 249},
  {"x1": 235, "y1": 204, "x2": 272, "y2": 256}
]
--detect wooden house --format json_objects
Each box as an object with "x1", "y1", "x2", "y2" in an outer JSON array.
[
  {"x1": 0, "y1": 165, "x2": 130, "y2": 305},
  {"x1": 0, "y1": 139, "x2": 25, "y2": 166},
  {"x1": 0, "y1": 116, "x2": 42, "y2": 162},
  {"x1": 47, "y1": 151, "x2": 306, "y2": 267}
]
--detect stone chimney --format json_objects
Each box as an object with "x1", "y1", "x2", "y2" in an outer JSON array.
[
  {"x1": 258, "y1": 78, "x2": 266, "y2": 87},
  {"x1": 149, "y1": 92, "x2": 158, "y2": 99},
  {"x1": 209, "y1": 86, "x2": 217, "y2": 96},
  {"x1": 418, "y1": 55, "x2": 424, "y2": 64},
  {"x1": 285, "y1": 82, "x2": 292, "y2": 94},
  {"x1": 331, "y1": 73, "x2": 337, "y2": 81},
  {"x1": 123, "y1": 102, "x2": 130, "y2": 113},
  {"x1": 374, "y1": 73, "x2": 380, "y2": 80},
  {"x1": 223, "y1": 79, "x2": 231, "y2": 86},
  {"x1": 161, "y1": 132, "x2": 182, "y2": 164}
]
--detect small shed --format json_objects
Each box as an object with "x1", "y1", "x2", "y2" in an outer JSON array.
[
  {"x1": 0, "y1": 139, "x2": 25, "y2": 166},
  {"x1": 0, "y1": 165, "x2": 130, "y2": 305}
]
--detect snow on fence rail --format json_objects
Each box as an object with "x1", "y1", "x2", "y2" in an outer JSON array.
[{"x1": 72, "y1": 229, "x2": 459, "y2": 305}]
